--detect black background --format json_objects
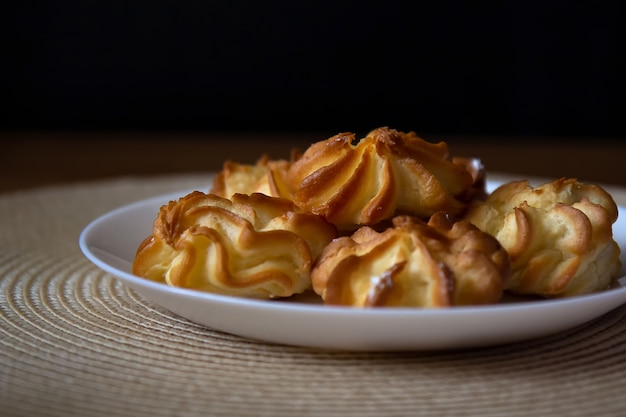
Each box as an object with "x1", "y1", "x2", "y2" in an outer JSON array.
[{"x1": 3, "y1": 1, "x2": 625, "y2": 138}]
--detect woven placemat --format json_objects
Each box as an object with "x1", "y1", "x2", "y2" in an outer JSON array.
[{"x1": 1, "y1": 173, "x2": 625, "y2": 417}]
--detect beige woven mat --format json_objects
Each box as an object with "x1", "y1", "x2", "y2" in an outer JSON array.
[{"x1": 1, "y1": 173, "x2": 625, "y2": 417}]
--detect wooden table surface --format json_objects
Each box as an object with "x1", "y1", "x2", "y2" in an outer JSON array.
[{"x1": 2, "y1": 130, "x2": 625, "y2": 193}]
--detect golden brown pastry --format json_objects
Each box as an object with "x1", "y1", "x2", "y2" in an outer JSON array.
[
  {"x1": 132, "y1": 191, "x2": 337, "y2": 299},
  {"x1": 210, "y1": 154, "x2": 294, "y2": 199},
  {"x1": 286, "y1": 126, "x2": 483, "y2": 231},
  {"x1": 452, "y1": 156, "x2": 488, "y2": 203},
  {"x1": 463, "y1": 178, "x2": 622, "y2": 297},
  {"x1": 311, "y1": 213, "x2": 511, "y2": 307}
]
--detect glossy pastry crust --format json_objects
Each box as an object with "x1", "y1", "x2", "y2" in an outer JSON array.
[
  {"x1": 210, "y1": 154, "x2": 295, "y2": 199},
  {"x1": 311, "y1": 213, "x2": 511, "y2": 307},
  {"x1": 132, "y1": 191, "x2": 337, "y2": 298},
  {"x1": 286, "y1": 127, "x2": 483, "y2": 231},
  {"x1": 463, "y1": 178, "x2": 622, "y2": 297}
]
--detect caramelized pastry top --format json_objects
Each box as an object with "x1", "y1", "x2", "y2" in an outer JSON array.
[
  {"x1": 311, "y1": 213, "x2": 511, "y2": 307},
  {"x1": 210, "y1": 154, "x2": 294, "y2": 199},
  {"x1": 463, "y1": 178, "x2": 621, "y2": 297},
  {"x1": 286, "y1": 127, "x2": 482, "y2": 231},
  {"x1": 132, "y1": 191, "x2": 337, "y2": 299}
]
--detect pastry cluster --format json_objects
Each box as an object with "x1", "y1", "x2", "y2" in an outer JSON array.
[
  {"x1": 211, "y1": 127, "x2": 483, "y2": 231},
  {"x1": 132, "y1": 127, "x2": 622, "y2": 307}
]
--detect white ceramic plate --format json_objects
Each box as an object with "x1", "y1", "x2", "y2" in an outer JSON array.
[{"x1": 79, "y1": 181, "x2": 626, "y2": 351}]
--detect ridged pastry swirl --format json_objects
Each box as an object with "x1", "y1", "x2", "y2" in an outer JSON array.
[
  {"x1": 463, "y1": 178, "x2": 622, "y2": 297},
  {"x1": 132, "y1": 191, "x2": 337, "y2": 298},
  {"x1": 286, "y1": 127, "x2": 482, "y2": 231},
  {"x1": 211, "y1": 154, "x2": 294, "y2": 199},
  {"x1": 311, "y1": 213, "x2": 511, "y2": 307}
]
